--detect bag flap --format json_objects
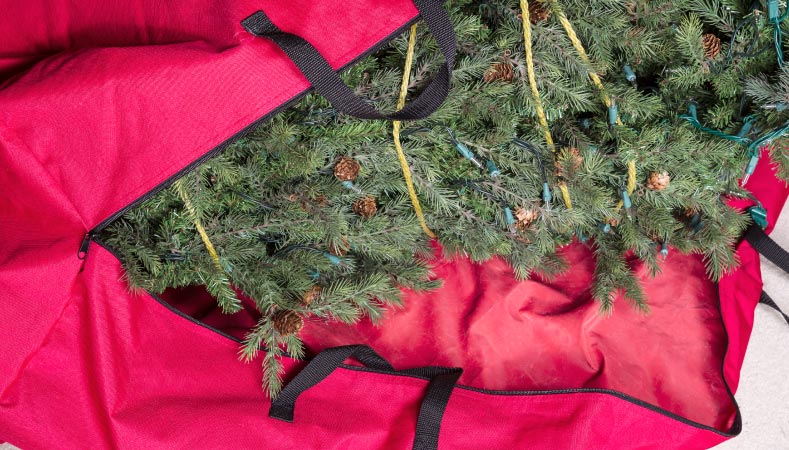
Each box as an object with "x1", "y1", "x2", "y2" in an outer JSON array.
[{"x1": 0, "y1": 0, "x2": 420, "y2": 395}]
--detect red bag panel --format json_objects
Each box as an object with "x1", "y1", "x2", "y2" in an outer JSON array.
[
  {"x1": 0, "y1": 245, "x2": 732, "y2": 450},
  {"x1": 0, "y1": 0, "x2": 419, "y2": 230},
  {"x1": 0, "y1": 0, "x2": 417, "y2": 400},
  {"x1": 0, "y1": 132, "x2": 87, "y2": 395},
  {"x1": 719, "y1": 148, "x2": 789, "y2": 393}
]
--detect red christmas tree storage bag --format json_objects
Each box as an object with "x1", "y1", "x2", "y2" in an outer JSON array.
[{"x1": 1, "y1": 0, "x2": 789, "y2": 448}]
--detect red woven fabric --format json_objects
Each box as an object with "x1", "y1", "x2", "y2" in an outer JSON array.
[{"x1": 1, "y1": 1, "x2": 787, "y2": 448}]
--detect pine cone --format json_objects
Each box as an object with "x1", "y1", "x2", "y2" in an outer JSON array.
[
  {"x1": 272, "y1": 310, "x2": 304, "y2": 336},
  {"x1": 675, "y1": 207, "x2": 702, "y2": 230},
  {"x1": 483, "y1": 61, "x2": 515, "y2": 83},
  {"x1": 528, "y1": 0, "x2": 551, "y2": 24},
  {"x1": 514, "y1": 207, "x2": 539, "y2": 230},
  {"x1": 334, "y1": 156, "x2": 361, "y2": 181},
  {"x1": 646, "y1": 171, "x2": 671, "y2": 191},
  {"x1": 702, "y1": 34, "x2": 721, "y2": 59},
  {"x1": 606, "y1": 217, "x2": 620, "y2": 227},
  {"x1": 301, "y1": 285, "x2": 322, "y2": 306},
  {"x1": 555, "y1": 147, "x2": 583, "y2": 177},
  {"x1": 352, "y1": 196, "x2": 377, "y2": 218}
]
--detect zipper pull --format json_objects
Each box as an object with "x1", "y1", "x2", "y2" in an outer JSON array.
[{"x1": 78, "y1": 233, "x2": 93, "y2": 260}]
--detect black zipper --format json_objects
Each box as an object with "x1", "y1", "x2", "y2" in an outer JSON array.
[
  {"x1": 77, "y1": 14, "x2": 422, "y2": 259},
  {"x1": 340, "y1": 362, "x2": 740, "y2": 437},
  {"x1": 78, "y1": 232, "x2": 95, "y2": 260}
]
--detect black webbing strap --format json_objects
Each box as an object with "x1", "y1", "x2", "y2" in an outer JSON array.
[
  {"x1": 407, "y1": 368, "x2": 463, "y2": 450},
  {"x1": 269, "y1": 345, "x2": 393, "y2": 421},
  {"x1": 760, "y1": 291, "x2": 789, "y2": 325},
  {"x1": 744, "y1": 225, "x2": 789, "y2": 273},
  {"x1": 744, "y1": 225, "x2": 789, "y2": 326},
  {"x1": 241, "y1": 0, "x2": 456, "y2": 121},
  {"x1": 269, "y1": 345, "x2": 462, "y2": 450}
]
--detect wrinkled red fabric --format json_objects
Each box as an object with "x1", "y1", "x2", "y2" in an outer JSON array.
[
  {"x1": 1, "y1": 0, "x2": 787, "y2": 449},
  {"x1": 295, "y1": 148, "x2": 789, "y2": 433},
  {"x1": 299, "y1": 243, "x2": 731, "y2": 428}
]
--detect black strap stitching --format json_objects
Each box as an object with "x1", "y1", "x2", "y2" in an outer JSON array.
[
  {"x1": 269, "y1": 344, "x2": 462, "y2": 450},
  {"x1": 241, "y1": 0, "x2": 456, "y2": 121}
]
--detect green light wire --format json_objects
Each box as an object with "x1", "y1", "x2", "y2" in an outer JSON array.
[
  {"x1": 747, "y1": 121, "x2": 789, "y2": 155},
  {"x1": 774, "y1": 20, "x2": 785, "y2": 66},
  {"x1": 681, "y1": 104, "x2": 789, "y2": 156},
  {"x1": 770, "y1": 1, "x2": 789, "y2": 66},
  {"x1": 679, "y1": 105, "x2": 752, "y2": 146}
]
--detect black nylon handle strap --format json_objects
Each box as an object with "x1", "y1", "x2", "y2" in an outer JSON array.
[
  {"x1": 241, "y1": 0, "x2": 456, "y2": 121},
  {"x1": 760, "y1": 291, "x2": 789, "y2": 325},
  {"x1": 269, "y1": 345, "x2": 462, "y2": 450},
  {"x1": 269, "y1": 345, "x2": 393, "y2": 422},
  {"x1": 410, "y1": 368, "x2": 462, "y2": 450},
  {"x1": 744, "y1": 224, "x2": 789, "y2": 274}
]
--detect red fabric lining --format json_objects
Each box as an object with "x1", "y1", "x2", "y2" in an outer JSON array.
[{"x1": 168, "y1": 239, "x2": 732, "y2": 429}]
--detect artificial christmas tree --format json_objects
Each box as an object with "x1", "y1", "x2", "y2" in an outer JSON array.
[{"x1": 99, "y1": 0, "x2": 789, "y2": 396}]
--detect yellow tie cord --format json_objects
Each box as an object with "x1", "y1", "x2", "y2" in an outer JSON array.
[
  {"x1": 618, "y1": 160, "x2": 637, "y2": 211},
  {"x1": 547, "y1": 0, "x2": 636, "y2": 210},
  {"x1": 552, "y1": 8, "x2": 620, "y2": 123},
  {"x1": 176, "y1": 182, "x2": 224, "y2": 272},
  {"x1": 394, "y1": 24, "x2": 437, "y2": 238},
  {"x1": 519, "y1": 1, "x2": 555, "y2": 153},
  {"x1": 520, "y1": 0, "x2": 573, "y2": 209}
]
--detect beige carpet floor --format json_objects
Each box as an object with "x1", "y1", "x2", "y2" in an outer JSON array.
[
  {"x1": 715, "y1": 209, "x2": 789, "y2": 449},
  {"x1": 2, "y1": 217, "x2": 788, "y2": 449}
]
